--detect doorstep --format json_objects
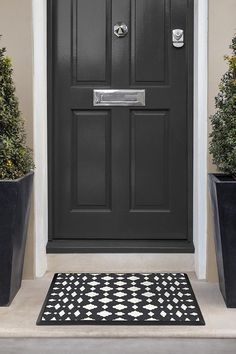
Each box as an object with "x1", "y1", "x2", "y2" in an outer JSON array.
[{"x1": 0, "y1": 273, "x2": 235, "y2": 339}]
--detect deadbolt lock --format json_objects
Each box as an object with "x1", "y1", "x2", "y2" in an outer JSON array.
[
  {"x1": 172, "y1": 29, "x2": 184, "y2": 48},
  {"x1": 114, "y1": 22, "x2": 128, "y2": 38}
]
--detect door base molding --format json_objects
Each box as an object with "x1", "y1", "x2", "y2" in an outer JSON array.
[
  {"x1": 47, "y1": 240, "x2": 194, "y2": 254},
  {"x1": 47, "y1": 253, "x2": 194, "y2": 273}
]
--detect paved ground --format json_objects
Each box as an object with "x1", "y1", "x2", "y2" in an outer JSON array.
[{"x1": 0, "y1": 272, "x2": 235, "y2": 339}]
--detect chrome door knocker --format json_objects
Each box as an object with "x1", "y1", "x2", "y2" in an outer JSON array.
[{"x1": 114, "y1": 22, "x2": 128, "y2": 38}]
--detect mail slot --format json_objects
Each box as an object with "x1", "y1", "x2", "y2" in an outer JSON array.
[{"x1": 93, "y1": 89, "x2": 145, "y2": 106}]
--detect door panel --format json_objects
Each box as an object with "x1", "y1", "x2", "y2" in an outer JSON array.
[
  {"x1": 73, "y1": 0, "x2": 111, "y2": 84},
  {"x1": 130, "y1": 110, "x2": 169, "y2": 211},
  {"x1": 133, "y1": 0, "x2": 166, "y2": 83},
  {"x1": 48, "y1": 0, "x2": 194, "y2": 251},
  {"x1": 72, "y1": 111, "x2": 111, "y2": 210}
]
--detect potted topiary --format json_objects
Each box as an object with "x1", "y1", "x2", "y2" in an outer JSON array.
[
  {"x1": 209, "y1": 34, "x2": 236, "y2": 308},
  {"x1": 0, "y1": 41, "x2": 34, "y2": 306}
]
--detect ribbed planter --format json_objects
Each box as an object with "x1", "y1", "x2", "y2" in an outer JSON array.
[
  {"x1": 208, "y1": 173, "x2": 236, "y2": 308},
  {"x1": 0, "y1": 172, "x2": 33, "y2": 306}
]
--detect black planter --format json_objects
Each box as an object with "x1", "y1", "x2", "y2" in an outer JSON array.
[
  {"x1": 208, "y1": 173, "x2": 236, "y2": 308},
  {"x1": 0, "y1": 172, "x2": 33, "y2": 306}
]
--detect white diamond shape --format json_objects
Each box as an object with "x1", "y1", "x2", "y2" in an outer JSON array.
[
  {"x1": 99, "y1": 298, "x2": 113, "y2": 304},
  {"x1": 114, "y1": 292, "x2": 126, "y2": 298},
  {"x1": 101, "y1": 286, "x2": 113, "y2": 292},
  {"x1": 74, "y1": 310, "x2": 80, "y2": 317},
  {"x1": 181, "y1": 304, "x2": 187, "y2": 311},
  {"x1": 128, "y1": 298, "x2": 142, "y2": 304},
  {"x1": 113, "y1": 304, "x2": 127, "y2": 310},
  {"x1": 143, "y1": 292, "x2": 155, "y2": 298},
  {"x1": 128, "y1": 311, "x2": 143, "y2": 318},
  {"x1": 128, "y1": 276, "x2": 139, "y2": 281},
  {"x1": 167, "y1": 304, "x2": 173, "y2": 310},
  {"x1": 115, "y1": 312, "x2": 124, "y2": 317},
  {"x1": 176, "y1": 311, "x2": 183, "y2": 318},
  {"x1": 71, "y1": 292, "x2": 77, "y2": 297},
  {"x1": 85, "y1": 292, "x2": 99, "y2": 297},
  {"x1": 59, "y1": 310, "x2": 65, "y2": 317},
  {"x1": 160, "y1": 311, "x2": 167, "y2": 318},
  {"x1": 158, "y1": 298, "x2": 164, "y2": 304},
  {"x1": 173, "y1": 298, "x2": 179, "y2": 304},
  {"x1": 144, "y1": 304, "x2": 157, "y2": 311},
  {"x1": 164, "y1": 292, "x2": 170, "y2": 298},
  {"x1": 141, "y1": 281, "x2": 153, "y2": 286},
  {"x1": 68, "y1": 304, "x2": 74, "y2": 310},
  {"x1": 128, "y1": 286, "x2": 140, "y2": 292},
  {"x1": 59, "y1": 292, "x2": 64, "y2": 297},
  {"x1": 84, "y1": 304, "x2": 97, "y2": 310},
  {"x1": 55, "y1": 304, "x2": 60, "y2": 310},
  {"x1": 114, "y1": 281, "x2": 126, "y2": 286},
  {"x1": 63, "y1": 298, "x2": 69, "y2": 303},
  {"x1": 102, "y1": 276, "x2": 113, "y2": 281},
  {"x1": 88, "y1": 281, "x2": 100, "y2": 286},
  {"x1": 98, "y1": 310, "x2": 112, "y2": 318}
]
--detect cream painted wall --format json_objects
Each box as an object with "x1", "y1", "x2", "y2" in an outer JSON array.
[
  {"x1": 0, "y1": 0, "x2": 34, "y2": 279},
  {"x1": 207, "y1": 0, "x2": 236, "y2": 281},
  {"x1": 0, "y1": 0, "x2": 235, "y2": 280}
]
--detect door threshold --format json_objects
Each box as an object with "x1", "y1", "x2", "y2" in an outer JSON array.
[{"x1": 47, "y1": 239, "x2": 194, "y2": 253}]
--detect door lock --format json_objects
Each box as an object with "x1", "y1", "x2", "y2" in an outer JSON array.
[
  {"x1": 114, "y1": 22, "x2": 128, "y2": 38},
  {"x1": 172, "y1": 29, "x2": 184, "y2": 48}
]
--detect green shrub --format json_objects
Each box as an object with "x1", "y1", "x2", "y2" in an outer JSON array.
[
  {"x1": 0, "y1": 44, "x2": 34, "y2": 180},
  {"x1": 209, "y1": 34, "x2": 236, "y2": 176}
]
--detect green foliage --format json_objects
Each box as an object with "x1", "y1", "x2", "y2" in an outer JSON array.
[
  {"x1": 0, "y1": 43, "x2": 34, "y2": 180},
  {"x1": 209, "y1": 35, "x2": 236, "y2": 176}
]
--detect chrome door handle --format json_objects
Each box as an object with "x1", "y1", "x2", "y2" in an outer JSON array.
[{"x1": 172, "y1": 29, "x2": 184, "y2": 48}]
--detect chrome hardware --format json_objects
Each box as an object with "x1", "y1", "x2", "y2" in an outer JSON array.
[
  {"x1": 172, "y1": 29, "x2": 184, "y2": 48},
  {"x1": 93, "y1": 90, "x2": 145, "y2": 107},
  {"x1": 114, "y1": 22, "x2": 128, "y2": 38}
]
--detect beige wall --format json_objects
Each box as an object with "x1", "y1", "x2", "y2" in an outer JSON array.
[
  {"x1": 207, "y1": 0, "x2": 236, "y2": 281},
  {"x1": 0, "y1": 0, "x2": 34, "y2": 279},
  {"x1": 0, "y1": 0, "x2": 236, "y2": 280}
]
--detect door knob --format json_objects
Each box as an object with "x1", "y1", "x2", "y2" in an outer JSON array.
[
  {"x1": 172, "y1": 29, "x2": 184, "y2": 48},
  {"x1": 114, "y1": 22, "x2": 128, "y2": 38}
]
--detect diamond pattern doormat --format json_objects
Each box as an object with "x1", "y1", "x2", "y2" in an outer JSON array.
[{"x1": 37, "y1": 273, "x2": 205, "y2": 325}]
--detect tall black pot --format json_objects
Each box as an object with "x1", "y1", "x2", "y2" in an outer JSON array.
[
  {"x1": 0, "y1": 172, "x2": 33, "y2": 306},
  {"x1": 208, "y1": 173, "x2": 236, "y2": 308}
]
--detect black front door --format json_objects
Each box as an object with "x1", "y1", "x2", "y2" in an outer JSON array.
[{"x1": 48, "y1": 0, "x2": 194, "y2": 252}]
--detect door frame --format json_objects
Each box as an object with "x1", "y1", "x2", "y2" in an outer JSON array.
[{"x1": 32, "y1": 0, "x2": 208, "y2": 279}]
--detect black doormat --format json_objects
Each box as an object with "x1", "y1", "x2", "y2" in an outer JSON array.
[{"x1": 37, "y1": 273, "x2": 205, "y2": 326}]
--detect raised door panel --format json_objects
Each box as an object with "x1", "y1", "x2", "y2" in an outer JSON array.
[
  {"x1": 130, "y1": 111, "x2": 169, "y2": 211},
  {"x1": 71, "y1": 111, "x2": 111, "y2": 210},
  {"x1": 72, "y1": 0, "x2": 111, "y2": 84},
  {"x1": 131, "y1": 0, "x2": 170, "y2": 85}
]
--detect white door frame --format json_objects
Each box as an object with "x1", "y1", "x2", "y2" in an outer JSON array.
[{"x1": 32, "y1": 0, "x2": 208, "y2": 279}]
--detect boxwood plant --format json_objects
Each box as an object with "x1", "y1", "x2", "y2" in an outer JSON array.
[
  {"x1": 209, "y1": 34, "x2": 236, "y2": 177},
  {"x1": 0, "y1": 42, "x2": 34, "y2": 180}
]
